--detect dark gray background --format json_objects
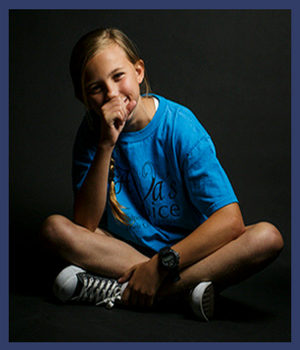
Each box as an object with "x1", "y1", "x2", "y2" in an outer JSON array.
[{"x1": 9, "y1": 10, "x2": 290, "y2": 292}]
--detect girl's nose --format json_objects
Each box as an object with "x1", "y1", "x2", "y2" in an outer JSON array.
[{"x1": 105, "y1": 84, "x2": 118, "y2": 101}]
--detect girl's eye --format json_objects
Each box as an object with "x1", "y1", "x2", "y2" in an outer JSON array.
[
  {"x1": 114, "y1": 72, "x2": 124, "y2": 80},
  {"x1": 89, "y1": 85, "x2": 102, "y2": 94}
]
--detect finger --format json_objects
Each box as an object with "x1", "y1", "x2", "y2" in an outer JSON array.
[
  {"x1": 101, "y1": 98, "x2": 127, "y2": 121},
  {"x1": 118, "y1": 268, "x2": 134, "y2": 283},
  {"x1": 137, "y1": 294, "x2": 146, "y2": 309},
  {"x1": 145, "y1": 294, "x2": 154, "y2": 309},
  {"x1": 115, "y1": 104, "x2": 130, "y2": 127},
  {"x1": 122, "y1": 284, "x2": 139, "y2": 308},
  {"x1": 121, "y1": 284, "x2": 130, "y2": 306},
  {"x1": 126, "y1": 100, "x2": 137, "y2": 115},
  {"x1": 130, "y1": 288, "x2": 139, "y2": 308},
  {"x1": 104, "y1": 109, "x2": 126, "y2": 130}
]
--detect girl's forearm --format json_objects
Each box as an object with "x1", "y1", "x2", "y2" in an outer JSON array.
[
  {"x1": 73, "y1": 143, "x2": 114, "y2": 231},
  {"x1": 171, "y1": 202, "x2": 246, "y2": 270}
]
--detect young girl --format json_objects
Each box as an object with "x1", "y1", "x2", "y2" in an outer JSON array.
[{"x1": 41, "y1": 27, "x2": 284, "y2": 321}]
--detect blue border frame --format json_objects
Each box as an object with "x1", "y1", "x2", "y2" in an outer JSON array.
[{"x1": 3, "y1": 0, "x2": 298, "y2": 348}]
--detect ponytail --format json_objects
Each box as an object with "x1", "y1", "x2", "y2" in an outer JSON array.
[{"x1": 108, "y1": 158, "x2": 131, "y2": 225}]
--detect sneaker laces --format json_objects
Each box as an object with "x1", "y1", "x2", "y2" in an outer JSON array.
[{"x1": 74, "y1": 274, "x2": 122, "y2": 309}]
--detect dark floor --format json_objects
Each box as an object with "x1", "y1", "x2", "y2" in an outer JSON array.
[{"x1": 9, "y1": 258, "x2": 290, "y2": 342}]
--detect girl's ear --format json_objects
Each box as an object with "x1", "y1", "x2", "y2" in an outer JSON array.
[{"x1": 135, "y1": 60, "x2": 145, "y2": 84}]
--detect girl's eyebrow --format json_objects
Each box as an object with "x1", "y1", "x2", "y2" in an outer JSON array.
[{"x1": 109, "y1": 67, "x2": 125, "y2": 76}]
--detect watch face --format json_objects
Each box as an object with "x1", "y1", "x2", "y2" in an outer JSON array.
[
  {"x1": 159, "y1": 248, "x2": 180, "y2": 281},
  {"x1": 162, "y1": 253, "x2": 176, "y2": 268}
]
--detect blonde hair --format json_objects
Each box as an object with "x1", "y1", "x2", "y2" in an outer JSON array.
[
  {"x1": 108, "y1": 159, "x2": 130, "y2": 224},
  {"x1": 70, "y1": 28, "x2": 150, "y2": 225},
  {"x1": 70, "y1": 27, "x2": 150, "y2": 107}
]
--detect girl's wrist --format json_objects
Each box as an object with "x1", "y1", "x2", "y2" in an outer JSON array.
[
  {"x1": 151, "y1": 254, "x2": 170, "y2": 281},
  {"x1": 97, "y1": 140, "x2": 115, "y2": 153}
]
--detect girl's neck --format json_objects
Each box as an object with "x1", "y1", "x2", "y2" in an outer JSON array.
[{"x1": 123, "y1": 96, "x2": 156, "y2": 133}]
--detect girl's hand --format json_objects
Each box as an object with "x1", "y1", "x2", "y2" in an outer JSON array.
[
  {"x1": 118, "y1": 255, "x2": 168, "y2": 309},
  {"x1": 99, "y1": 96, "x2": 136, "y2": 147}
]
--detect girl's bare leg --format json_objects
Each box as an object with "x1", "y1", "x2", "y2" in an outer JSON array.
[
  {"x1": 40, "y1": 215, "x2": 283, "y2": 297},
  {"x1": 158, "y1": 222, "x2": 284, "y2": 297},
  {"x1": 40, "y1": 214, "x2": 149, "y2": 279}
]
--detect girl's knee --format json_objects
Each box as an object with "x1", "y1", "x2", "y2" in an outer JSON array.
[
  {"x1": 40, "y1": 214, "x2": 72, "y2": 244},
  {"x1": 252, "y1": 222, "x2": 284, "y2": 258}
]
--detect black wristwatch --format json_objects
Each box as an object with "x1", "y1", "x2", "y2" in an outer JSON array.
[{"x1": 159, "y1": 246, "x2": 180, "y2": 282}]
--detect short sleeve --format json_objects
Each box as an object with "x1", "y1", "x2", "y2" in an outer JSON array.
[{"x1": 183, "y1": 135, "x2": 238, "y2": 218}]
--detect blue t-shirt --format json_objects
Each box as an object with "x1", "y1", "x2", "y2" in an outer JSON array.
[{"x1": 72, "y1": 95, "x2": 238, "y2": 252}]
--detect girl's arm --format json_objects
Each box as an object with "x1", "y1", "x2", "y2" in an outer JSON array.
[
  {"x1": 171, "y1": 202, "x2": 245, "y2": 269},
  {"x1": 73, "y1": 143, "x2": 113, "y2": 231},
  {"x1": 119, "y1": 202, "x2": 245, "y2": 307},
  {"x1": 73, "y1": 97, "x2": 136, "y2": 231}
]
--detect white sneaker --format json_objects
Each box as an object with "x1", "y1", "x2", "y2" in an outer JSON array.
[
  {"x1": 53, "y1": 265, "x2": 126, "y2": 309},
  {"x1": 189, "y1": 281, "x2": 215, "y2": 321}
]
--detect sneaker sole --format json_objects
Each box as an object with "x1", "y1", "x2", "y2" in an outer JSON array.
[
  {"x1": 190, "y1": 281, "x2": 215, "y2": 321},
  {"x1": 200, "y1": 282, "x2": 215, "y2": 321},
  {"x1": 53, "y1": 265, "x2": 86, "y2": 302}
]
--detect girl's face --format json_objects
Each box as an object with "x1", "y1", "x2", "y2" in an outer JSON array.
[{"x1": 84, "y1": 44, "x2": 144, "y2": 116}]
